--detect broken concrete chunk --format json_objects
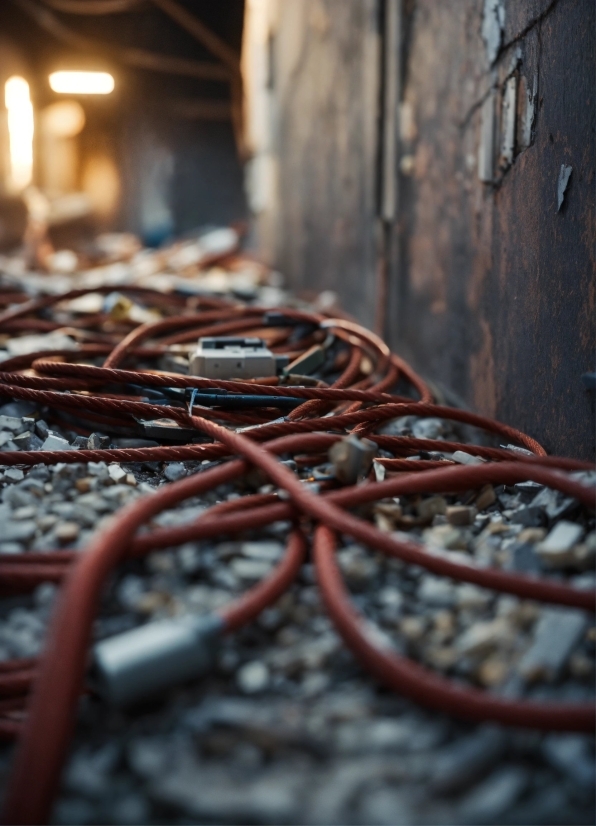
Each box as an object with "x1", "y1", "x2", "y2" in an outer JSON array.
[
  {"x1": 455, "y1": 619, "x2": 512, "y2": 658},
  {"x1": 529, "y1": 487, "x2": 579, "y2": 521},
  {"x1": 431, "y1": 726, "x2": 506, "y2": 794},
  {"x1": 12, "y1": 431, "x2": 43, "y2": 451},
  {"x1": 418, "y1": 576, "x2": 457, "y2": 608},
  {"x1": 475, "y1": 485, "x2": 496, "y2": 511},
  {"x1": 518, "y1": 608, "x2": 588, "y2": 682},
  {"x1": 416, "y1": 496, "x2": 447, "y2": 521},
  {"x1": 35, "y1": 420, "x2": 50, "y2": 440},
  {"x1": 71, "y1": 436, "x2": 89, "y2": 449},
  {"x1": 446, "y1": 505, "x2": 476, "y2": 526},
  {"x1": 536, "y1": 521, "x2": 584, "y2": 567},
  {"x1": 0, "y1": 416, "x2": 28, "y2": 434},
  {"x1": 108, "y1": 464, "x2": 128, "y2": 484},
  {"x1": 3, "y1": 468, "x2": 24, "y2": 482},
  {"x1": 452, "y1": 451, "x2": 486, "y2": 466},
  {"x1": 41, "y1": 434, "x2": 74, "y2": 451},
  {"x1": 88, "y1": 433, "x2": 111, "y2": 450},
  {"x1": 329, "y1": 435, "x2": 376, "y2": 484}
]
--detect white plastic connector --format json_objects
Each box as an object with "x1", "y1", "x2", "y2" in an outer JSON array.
[{"x1": 189, "y1": 337, "x2": 278, "y2": 380}]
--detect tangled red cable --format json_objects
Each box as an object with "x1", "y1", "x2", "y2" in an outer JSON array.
[{"x1": 0, "y1": 286, "x2": 593, "y2": 824}]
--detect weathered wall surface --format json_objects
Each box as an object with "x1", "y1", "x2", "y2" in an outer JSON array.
[
  {"x1": 251, "y1": 0, "x2": 594, "y2": 459},
  {"x1": 395, "y1": 0, "x2": 594, "y2": 459},
  {"x1": 265, "y1": 0, "x2": 381, "y2": 330}
]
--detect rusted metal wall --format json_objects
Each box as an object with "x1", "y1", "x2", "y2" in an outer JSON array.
[
  {"x1": 254, "y1": 0, "x2": 594, "y2": 459},
  {"x1": 394, "y1": 0, "x2": 595, "y2": 459}
]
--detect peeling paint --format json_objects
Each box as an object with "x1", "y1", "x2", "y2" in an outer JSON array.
[
  {"x1": 482, "y1": 0, "x2": 505, "y2": 64},
  {"x1": 478, "y1": 88, "x2": 495, "y2": 183},
  {"x1": 500, "y1": 76, "x2": 516, "y2": 169},
  {"x1": 520, "y1": 73, "x2": 538, "y2": 149},
  {"x1": 557, "y1": 164, "x2": 572, "y2": 212}
]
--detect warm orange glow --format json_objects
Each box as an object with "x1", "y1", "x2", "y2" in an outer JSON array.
[
  {"x1": 82, "y1": 154, "x2": 120, "y2": 218},
  {"x1": 42, "y1": 101, "x2": 86, "y2": 137},
  {"x1": 4, "y1": 76, "x2": 34, "y2": 192},
  {"x1": 49, "y1": 71, "x2": 115, "y2": 95}
]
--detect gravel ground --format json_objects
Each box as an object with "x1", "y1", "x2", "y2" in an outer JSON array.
[{"x1": 0, "y1": 406, "x2": 593, "y2": 825}]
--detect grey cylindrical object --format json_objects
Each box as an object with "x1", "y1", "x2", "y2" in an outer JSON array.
[{"x1": 92, "y1": 613, "x2": 223, "y2": 707}]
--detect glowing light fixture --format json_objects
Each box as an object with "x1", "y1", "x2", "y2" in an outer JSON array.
[
  {"x1": 49, "y1": 71, "x2": 115, "y2": 95},
  {"x1": 4, "y1": 76, "x2": 34, "y2": 192}
]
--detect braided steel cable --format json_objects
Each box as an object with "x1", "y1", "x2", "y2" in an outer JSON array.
[{"x1": 0, "y1": 287, "x2": 593, "y2": 824}]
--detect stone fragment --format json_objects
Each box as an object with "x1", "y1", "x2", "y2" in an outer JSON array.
[
  {"x1": 446, "y1": 505, "x2": 476, "y2": 526},
  {"x1": 329, "y1": 434, "x2": 376, "y2": 484},
  {"x1": 0, "y1": 401, "x2": 37, "y2": 418},
  {"x1": 373, "y1": 461, "x2": 386, "y2": 482},
  {"x1": 240, "y1": 541, "x2": 283, "y2": 561},
  {"x1": 455, "y1": 619, "x2": 512, "y2": 657},
  {"x1": 337, "y1": 546, "x2": 378, "y2": 588},
  {"x1": 237, "y1": 660, "x2": 270, "y2": 693},
  {"x1": 108, "y1": 463, "x2": 127, "y2": 483},
  {"x1": 3, "y1": 467, "x2": 24, "y2": 482},
  {"x1": 12, "y1": 431, "x2": 43, "y2": 451},
  {"x1": 456, "y1": 584, "x2": 492, "y2": 611},
  {"x1": 41, "y1": 433, "x2": 74, "y2": 451},
  {"x1": 231, "y1": 558, "x2": 272, "y2": 581},
  {"x1": 55, "y1": 522, "x2": 80, "y2": 544},
  {"x1": 416, "y1": 496, "x2": 447, "y2": 521},
  {"x1": 4, "y1": 521, "x2": 36, "y2": 543},
  {"x1": 0, "y1": 542, "x2": 23, "y2": 554},
  {"x1": 0, "y1": 432, "x2": 15, "y2": 449},
  {"x1": 0, "y1": 416, "x2": 27, "y2": 434},
  {"x1": 475, "y1": 485, "x2": 496, "y2": 510},
  {"x1": 75, "y1": 478, "x2": 92, "y2": 493},
  {"x1": 477, "y1": 655, "x2": 509, "y2": 687},
  {"x1": 13, "y1": 506, "x2": 35, "y2": 521},
  {"x1": 536, "y1": 521, "x2": 584, "y2": 567},
  {"x1": 431, "y1": 727, "x2": 506, "y2": 794},
  {"x1": 87, "y1": 433, "x2": 110, "y2": 450},
  {"x1": 34, "y1": 420, "x2": 50, "y2": 440},
  {"x1": 510, "y1": 505, "x2": 546, "y2": 527},
  {"x1": 71, "y1": 436, "x2": 89, "y2": 449},
  {"x1": 458, "y1": 766, "x2": 529, "y2": 824},
  {"x1": 542, "y1": 734, "x2": 596, "y2": 789},
  {"x1": 400, "y1": 616, "x2": 426, "y2": 641},
  {"x1": 518, "y1": 608, "x2": 588, "y2": 681},
  {"x1": 507, "y1": 542, "x2": 542, "y2": 574},
  {"x1": 452, "y1": 450, "x2": 485, "y2": 465},
  {"x1": 164, "y1": 462, "x2": 186, "y2": 482},
  {"x1": 152, "y1": 755, "x2": 301, "y2": 823},
  {"x1": 418, "y1": 576, "x2": 457, "y2": 607},
  {"x1": 530, "y1": 486, "x2": 579, "y2": 521},
  {"x1": 425, "y1": 524, "x2": 469, "y2": 551},
  {"x1": 517, "y1": 527, "x2": 546, "y2": 543},
  {"x1": 412, "y1": 417, "x2": 444, "y2": 439},
  {"x1": 374, "y1": 512, "x2": 394, "y2": 532}
]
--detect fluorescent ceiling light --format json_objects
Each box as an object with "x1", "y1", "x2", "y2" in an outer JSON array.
[{"x1": 49, "y1": 71, "x2": 115, "y2": 95}]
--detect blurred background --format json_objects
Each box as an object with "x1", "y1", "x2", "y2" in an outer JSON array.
[{"x1": 0, "y1": 0, "x2": 593, "y2": 460}]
